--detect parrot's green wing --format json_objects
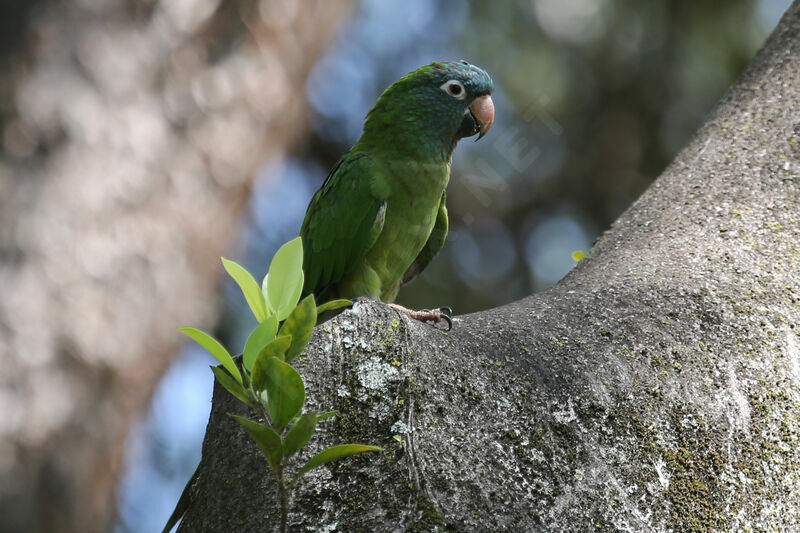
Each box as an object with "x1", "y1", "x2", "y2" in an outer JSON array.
[
  {"x1": 301, "y1": 153, "x2": 388, "y2": 297},
  {"x1": 402, "y1": 191, "x2": 448, "y2": 284}
]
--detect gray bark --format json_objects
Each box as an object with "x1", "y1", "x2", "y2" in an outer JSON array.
[
  {"x1": 0, "y1": 1, "x2": 349, "y2": 532},
  {"x1": 181, "y1": 3, "x2": 800, "y2": 532}
]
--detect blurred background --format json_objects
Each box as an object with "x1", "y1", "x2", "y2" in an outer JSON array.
[{"x1": 0, "y1": 0, "x2": 792, "y2": 532}]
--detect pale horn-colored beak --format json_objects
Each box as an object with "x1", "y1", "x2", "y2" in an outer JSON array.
[{"x1": 469, "y1": 94, "x2": 494, "y2": 140}]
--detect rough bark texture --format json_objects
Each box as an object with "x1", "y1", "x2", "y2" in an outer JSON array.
[
  {"x1": 183, "y1": 3, "x2": 800, "y2": 532},
  {"x1": 0, "y1": 1, "x2": 349, "y2": 532}
]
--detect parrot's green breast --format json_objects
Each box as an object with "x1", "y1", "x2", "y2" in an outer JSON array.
[{"x1": 336, "y1": 159, "x2": 449, "y2": 301}]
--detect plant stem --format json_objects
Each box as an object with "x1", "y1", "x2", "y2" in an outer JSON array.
[
  {"x1": 278, "y1": 465, "x2": 288, "y2": 533},
  {"x1": 251, "y1": 387, "x2": 289, "y2": 532}
]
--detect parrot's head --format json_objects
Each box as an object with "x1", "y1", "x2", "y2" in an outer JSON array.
[
  {"x1": 360, "y1": 61, "x2": 495, "y2": 159},
  {"x1": 420, "y1": 60, "x2": 495, "y2": 142}
]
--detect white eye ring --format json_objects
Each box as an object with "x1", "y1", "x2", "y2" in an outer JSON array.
[{"x1": 440, "y1": 80, "x2": 466, "y2": 100}]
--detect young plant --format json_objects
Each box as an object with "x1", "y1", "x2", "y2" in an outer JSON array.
[{"x1": 180, "y1": 237, "x2": 379, "y2": 532}]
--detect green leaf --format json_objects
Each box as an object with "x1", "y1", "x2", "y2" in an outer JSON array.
[
  {"x1": 252, "y1": 354, "x2": 305, "y2": 429},
  {"x1": 230, "y1": 415, "x2": 283, "y2": 470},
  {"x1": 572, "y1": 250, "x2": 586, "y2": 262},
  {"x1": 243, "y1": 315, "x2": 278, "y2": 371},
  {"x1": 266, "y1": 237, "x2": 304, "y2": 321},
  {"x1": 280, "y1": 272, "x2": 304, "y2": 322},
  {"x1": 317, "y1": 410, "x2": 337, "y2": 421},
  {"x1": 211, "y1": 366, "x2": 253, "y2": 406},
  {"x1": 316, "y1": 299, "x2": 353, "y2": 315},
  {"x1": 278, "y1": 294, "x2": 317, "y2": 363},
  {"x1": 283, "y1": 412, "x2": 317, "y2": 459},
  {"x1": 252, "y1": 336, "x2": 293, "y2": 392},
  {"x1": 222, "y1": 257, "x2": 269, "y2": 322},
  {"x1": 180, "y1": 327, "x2": 241, "y2": 385},
  {"x1": 292, "y1": 444, "x2": 381, "y2": 487}
]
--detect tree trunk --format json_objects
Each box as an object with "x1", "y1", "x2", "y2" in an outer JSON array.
[
  {"x1": 181, "y1": 2, "x2": 800, "y2": 532},
  {"x1": 0, "y1": 2, "x2": 350, "y2": 532}
]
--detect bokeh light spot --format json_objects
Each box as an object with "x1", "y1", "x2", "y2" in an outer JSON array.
[{"x1": 524, "y1": 213, "x2": 589, "y2": 287}]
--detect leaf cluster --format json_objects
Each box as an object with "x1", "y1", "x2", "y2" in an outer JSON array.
[{"x1": 181, "y1": 237, "x2": 378, "y2": 493}]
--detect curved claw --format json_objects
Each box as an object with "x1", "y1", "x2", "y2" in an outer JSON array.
[{"x1": 436, "y1": 307, "x2": 453, "y2": 331}]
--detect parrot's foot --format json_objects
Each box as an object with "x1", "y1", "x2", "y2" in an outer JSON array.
[{"x1": 388, "y1": 303, "x2": 453, "y2": 331}]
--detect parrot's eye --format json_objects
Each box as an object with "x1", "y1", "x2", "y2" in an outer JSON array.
[{"x1": 440, "y1": 80, "x2": 466, "y2": 100}]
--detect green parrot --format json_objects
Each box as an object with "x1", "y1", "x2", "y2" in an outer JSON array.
[{"x1": 300, "y1": 60, "x2": 494, "y2": 329}]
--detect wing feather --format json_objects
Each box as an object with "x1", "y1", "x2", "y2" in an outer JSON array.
[{"x1": 300, "y1": 153, "x2": 387, "y2": 298}]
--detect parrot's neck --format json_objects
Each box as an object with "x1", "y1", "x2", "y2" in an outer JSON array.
[
  {"x1": 355, "y1": 127, "x2": 456, "y2": 164},
  {"x1": 355, "y1": 98, "x2": 460, "y2": 164}
]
